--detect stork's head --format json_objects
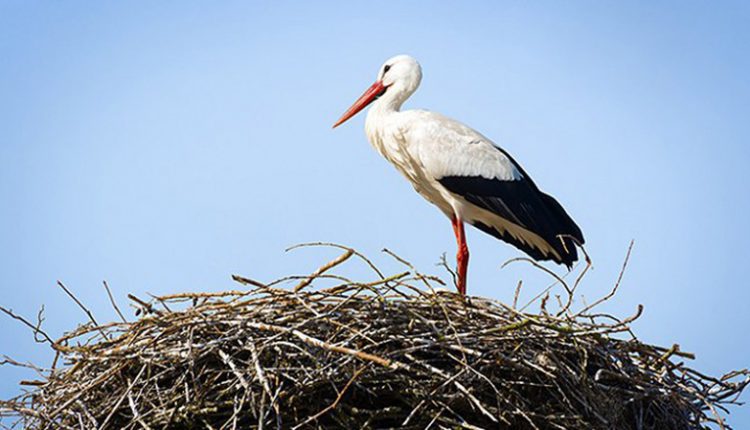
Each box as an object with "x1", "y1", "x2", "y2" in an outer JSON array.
[{"x1": 333, "y1": 54, "x2": 422, "y2": 128}]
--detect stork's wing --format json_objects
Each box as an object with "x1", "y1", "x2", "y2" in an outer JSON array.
[
  {"x1": 438, "y1": 175, "x2": 584, "y2": 266},
  {"x1": 412, "y1": 112, "x2": 584, "y2": 266}
]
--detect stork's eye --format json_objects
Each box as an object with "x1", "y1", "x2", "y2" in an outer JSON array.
[{"x1": 383, "y1": 64, "x2": 391, "y2": 74}]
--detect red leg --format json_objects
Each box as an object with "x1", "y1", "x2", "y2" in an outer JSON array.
[{"x1": 451, "y1": 216, "x2": 469, "y2": 295}]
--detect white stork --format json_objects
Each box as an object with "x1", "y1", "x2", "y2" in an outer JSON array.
[{"x1": 333, "y1": 55, "x2": 584, "y2": 295}]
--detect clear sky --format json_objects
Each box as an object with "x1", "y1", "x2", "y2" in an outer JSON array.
[{"x1": 1, "y1": 1, "x2": 749, "y2": 426}]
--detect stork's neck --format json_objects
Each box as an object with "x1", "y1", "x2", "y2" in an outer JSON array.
[
  {"x1": 364, "y1": 89, "x2": 416, "y2": 162},
  {"x1": 366, "y1": 82, "x2": 416, "y2": 125},
  {"x1": 373, "y1": 90, "x2": 408, "y2": 114}
]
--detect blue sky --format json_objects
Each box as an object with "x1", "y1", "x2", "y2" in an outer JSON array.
[{"x1": 1, "y1": 1, "x2": 749, "y2": 426}]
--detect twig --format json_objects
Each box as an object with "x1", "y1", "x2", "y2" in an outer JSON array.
[
  {"x1": 246, "y1": 321, "x2": 409, "y2": 371},
  {"x1": 0, "y1": 305, "x2": 54, "y2": 345},
  {"x1": 294, "y1": 249, "x2": 354, "y2": 292},
  {"x1": 103, "y1": 281, "x2": 127, "y2": 323},
  {"x1": 57, "y1": 281, "x2": 109, "y2": 340},
  {"x1": 231, "y1": 275, "x2": 269, "y2": 289},
  {"x1": 513, "y1": 280, "x2": 523, "y2": 309},
  {"x1": 286, "y1": 242, "x2": 384, "y2": 279},
  {"x1": 292, "y1": 366, "x2": 366, "y2": 429},
  {"x1": 575, "y1": 240, "x2": 634, "y2": 317}
]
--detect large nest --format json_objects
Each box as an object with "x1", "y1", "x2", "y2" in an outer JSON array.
[{"x1": 1, "y1": 244, "x2": 748, "y2": 429}]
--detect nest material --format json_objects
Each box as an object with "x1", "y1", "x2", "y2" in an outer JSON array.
[{"x1": 1, "y1": 246, "x2": 748, "y2": 429}]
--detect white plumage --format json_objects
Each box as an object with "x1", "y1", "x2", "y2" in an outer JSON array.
[{"x1": 334, "y1": 55, "x2": 584, "y2": 295}]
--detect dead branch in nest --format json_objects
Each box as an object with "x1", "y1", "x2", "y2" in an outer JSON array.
[
  {"x1": 0, "y1": 244, "x2": 747, "y2": 430},
  {"x1": 0, "y1": 305, "x2": 54, "y2": 346}
]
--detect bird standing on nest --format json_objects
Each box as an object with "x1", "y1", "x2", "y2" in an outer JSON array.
[{"x1": 334, "y1": 55, "x2": 584, "y2": 295}]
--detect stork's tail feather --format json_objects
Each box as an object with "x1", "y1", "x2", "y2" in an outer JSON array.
[
  {"x1": 471, "y1": 220, "x2": 580, "y2": 268},
  {"x1": 467, "y1": 190, "x2": 584, "y2": 268},
  {"x1": 538, "y1": 192, "x2": 585, "y2": 267}
]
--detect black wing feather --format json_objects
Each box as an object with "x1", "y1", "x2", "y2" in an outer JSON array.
[{"x1": 438, "y1": 175, "x2": 584, "y2": 267}]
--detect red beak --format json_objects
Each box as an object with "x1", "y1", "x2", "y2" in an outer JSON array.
[{"x1": 332, "y1": 81, "x2": 386, "y2": 128}]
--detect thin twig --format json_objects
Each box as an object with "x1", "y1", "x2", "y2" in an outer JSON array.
[
  {"x1": 294, "y1": 249, "x2": 354, "y2": 292},
  {"x1": 102, "y1": 281, "x2": 127, "y2": 323},
  {"x1": 0, "y1": 305, "x2": 54, "y2": 345},
  {"x1": 292, "y1": 366, "x2": 366, "y2": 429},
  {"x1": 57, "y1": 281, "x2": 109, "y2": 340},
  {"x1": 575, "y1": 240, "x2": 634, "y2": 317}
]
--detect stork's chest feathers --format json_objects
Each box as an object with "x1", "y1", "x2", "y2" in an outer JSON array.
[{"x1": 365, "y1": 116, "x2": 414, "y2": 166}]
